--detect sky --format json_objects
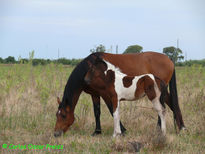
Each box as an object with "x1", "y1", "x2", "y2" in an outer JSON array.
[{"x1": 0, "y1": 0, "x2": 205, "y2": 60}]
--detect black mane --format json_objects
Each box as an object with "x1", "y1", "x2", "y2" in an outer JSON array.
[{"x1": 59, "y1": 52, "x2": 103, "y2": 109}]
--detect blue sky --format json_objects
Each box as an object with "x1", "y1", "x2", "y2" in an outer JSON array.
[{"x1": 0, "y1": 0, "x2": 204, "y2": 60}]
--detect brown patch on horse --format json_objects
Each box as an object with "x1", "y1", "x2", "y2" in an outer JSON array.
[
  {"x1": 134, "y1": 75, "x2": 156, "y2": 101},
  {"x1": 105, "y1": 70, "x2": 115, "y2": 83},
  {"x1": 123, "y1": 76, "x2": 134, "y2": 88},
  {"x1": 134, "y1": 77, "x2": 146, "y2": 99},
  {"x1": 86, "y1": 67, "x2": 118, "y2": 113},
  {"x1": 97, "y1": 69, "x2": 118, "y2": 113},
  {"x1": 144, "y1": 76, "x2": 156, "y2": 101},
  {"x1": 103, "y1": 69, "x2": 118, "y2": 113}
]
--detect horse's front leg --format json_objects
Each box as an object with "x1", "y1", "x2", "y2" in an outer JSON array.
[
  {"x1": 104, "y1": 99, "x2": 126, "y2": 134},
  {"x1": 113, "y1": 100, "x2": 122, "y2": 137},
  {"x1": 91, "y1": 95, "x2": 101, "y2": 136}
]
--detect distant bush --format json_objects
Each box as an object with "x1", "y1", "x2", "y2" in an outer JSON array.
[
  {"x1": 32, "y1": 59, "x2": 51, "y2": 66},
  {"x1": 0, "y1": 56, "x2": 82, "y2": 66},
  {"x1": 176, "y1": 59, "x2": 205, "y2": 67},
  {"x1": 54, "y1": 58, "x2": 82, "y2": 66},
  {"x1": 0, "y1": 57, "x2": 4, "y2": 63},
  {"x1": 20, "y1": 58, "x2": 29, "y2": 64},
  {"x1": 0, "y1": 55, "x2": 204, "y2": 67}
]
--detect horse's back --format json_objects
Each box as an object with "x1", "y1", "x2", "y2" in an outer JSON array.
[{"x1": 102, "y1": 52, "x2": 174, "y2": 84}]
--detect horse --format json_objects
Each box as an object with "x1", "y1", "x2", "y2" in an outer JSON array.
[
  {"x1": 54, "y1": 52, "x2": 185, "y2": 137},
  {"x1": 84, "y1": 59, "x2": 169, "y2": 136}
]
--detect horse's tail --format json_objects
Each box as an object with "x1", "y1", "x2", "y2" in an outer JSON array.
[{"x1": 169, "y1": 69, "x2": 185, "y2": 131}]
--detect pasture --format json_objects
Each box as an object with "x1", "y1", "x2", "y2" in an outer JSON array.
[{"x1": 0, "y1": 63, "x2": 205, "y2": 153}]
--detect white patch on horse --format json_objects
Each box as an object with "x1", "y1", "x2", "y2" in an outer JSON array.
[
  {"x1": 104, "y1": 60, "x2": 154, "y2": 100},
  {"x1": 152, "y1": 86, "x2": 166, "y2": 136},
  {"x1": 58, "y1": 110, "x2": 61, "y2": 114},
  {"x1": 103, "y1": 61, "x2": 123, "y2": 78}
]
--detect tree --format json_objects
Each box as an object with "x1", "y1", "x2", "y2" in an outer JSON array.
[
  {"x1": 5, "y1": 56, "x2": 16, "y2": 63},
  {"x1": 163, "y1": 46, "x2": 184, "y2": 64},
  {"x1": 90, "y1": 44, "x2": 106, "y2": 53},
  {"x1": 123, "y1": 45, "x2": 143, "y2": 54},
  {"x1": 0, "y1": 57, "x2": 4, "y2": 63}
]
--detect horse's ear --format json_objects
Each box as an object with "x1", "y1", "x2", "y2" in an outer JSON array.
[{"x1": 57, "y1": 97, "x2": 61, "y2": 104}]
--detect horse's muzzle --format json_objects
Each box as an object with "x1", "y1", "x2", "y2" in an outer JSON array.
[{"x1": 54, "y1": 130, "x2": 63, "y2": 137}]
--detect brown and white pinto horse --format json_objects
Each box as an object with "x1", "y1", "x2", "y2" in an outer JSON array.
[
  {"x1": 54, "y1": 52, "x2": 185, "y2": 137},
  {"x1": 84, "y1": 60, "x2": 168, "y2": 136}
]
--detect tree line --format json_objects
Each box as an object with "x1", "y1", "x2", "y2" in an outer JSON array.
[
  {"x1": 91, "y1": 44, "x2": 205, "y2": 66},
  {"x1": 1, "y1": 45, "x2": 204, "y2": 66},
  {"x1": 0, "y1": 56, "x2": 81, "y2": 66}
]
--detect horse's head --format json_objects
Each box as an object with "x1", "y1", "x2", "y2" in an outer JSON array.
[
  {"x1": 54, "y1": 97, "x2": 75, "y2": 137},
  {"x1": 84, "y1": 59, "x2": 108, "y2": 89}
]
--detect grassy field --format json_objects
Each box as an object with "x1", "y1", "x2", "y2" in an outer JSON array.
[{"x1": 0, "y1": 63, "x2": 205, "y2": 153}]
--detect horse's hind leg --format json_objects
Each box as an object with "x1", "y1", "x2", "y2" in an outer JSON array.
[
  {"x1": 157, "y1": 84, "x2": 167, "y2": 128},
  {"x1": 144, "y1": 76, "x2": 166, "y2": 135},
  {"x1": 152, "y1": 96, "x2": 166, "y2": 136}
]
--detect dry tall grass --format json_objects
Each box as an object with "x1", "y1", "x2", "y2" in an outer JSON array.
[{"x1": 0, "y1": 64, "x2": 205, "y2": 153}]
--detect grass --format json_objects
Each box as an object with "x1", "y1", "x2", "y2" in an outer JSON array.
[{"x1": 0, "y1": 64, "x2": 205, "y2": 153}]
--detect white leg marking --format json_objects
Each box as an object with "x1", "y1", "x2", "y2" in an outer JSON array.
[
  {"x1": 113, "y1": 101, "x2": 121, "y2": 137},
  {"x1": 152, "y1": 96, "x2": 166, "y2": 136}
]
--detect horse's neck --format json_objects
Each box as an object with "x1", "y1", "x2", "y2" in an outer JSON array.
[
  {"x1": 62, "y1": 58, "x2": 89, "y2": 110},
  {"x1": 70, "y1": 88, "x2": 83, "y2": 111},
  {"x1": 62, "y1": 85, "x2": 83, "y2": 111}
]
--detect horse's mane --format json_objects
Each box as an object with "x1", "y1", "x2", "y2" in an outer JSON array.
[{"x1": 59, "y1": 52, "x2": 103, "y2": 109}]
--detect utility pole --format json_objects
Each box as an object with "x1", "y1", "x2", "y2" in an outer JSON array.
[
  {"x1": 58, "y1": 48, "x2": 60, "y2": 59},
  {"x1": 177, "y1": 38, "x2": 179, "y2": 49},
  {"x1": 116, "y1": 45, "x2": 118, "y2": 54},
  {"x1": 185, "y1": 51, "x2": 187, "y2": 61}
]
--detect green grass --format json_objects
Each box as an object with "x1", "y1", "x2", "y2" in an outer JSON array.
[{"x1": 0, "y1": 64, "x2": 205, "y2": 153}]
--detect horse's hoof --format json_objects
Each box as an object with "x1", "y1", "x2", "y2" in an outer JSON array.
[
  {"x1": 91, "y1": 130, "x2": 101, "y2": 136},
  {"x1": 180, "y1": 127, "x2": 188, "y2": 133},
  {"x1": 121, "y1": 131, "x2": 126, "y2": 136},
  {"x1": 120, "y1": 126, "x2": 127, "y2": 135},
  {"x1": 121, "y1": 129, "x2": 127, "y2": 135},
  {"x1": 181, "y1": 127, "x2": 187, "y2": 131},
  {"x1": 113, "y1": 133, "x2": 124, "y2": 138}
]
